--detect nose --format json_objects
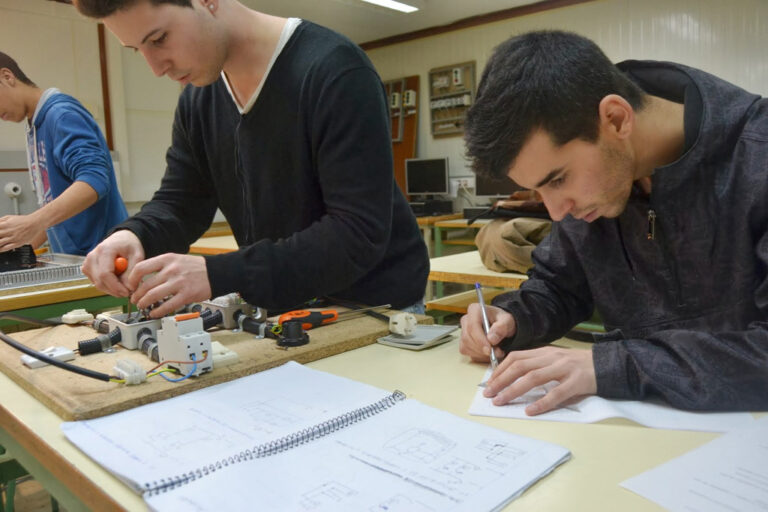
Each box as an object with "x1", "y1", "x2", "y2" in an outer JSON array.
[
  {"x1": 142, "y1": 50, "x2": 170, "y2": 78},
  {"x1": 539, "y1": 192, "x2": 574, "y2": 222}
]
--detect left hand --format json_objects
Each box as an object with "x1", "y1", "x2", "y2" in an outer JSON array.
[
  {"x1": 0, "y1": 214, "x2": 45, "y2": 252},
  {"x1": 483, "y1": 346, "x2": 597, "y2": 415},
  {"x1": 126, "y1": 253, "x2": 212, "y2": 318}
]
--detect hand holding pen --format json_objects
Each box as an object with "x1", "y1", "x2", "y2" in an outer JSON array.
[{"x1": 475, "y1": 283, "x2": 499, "y2": 370}]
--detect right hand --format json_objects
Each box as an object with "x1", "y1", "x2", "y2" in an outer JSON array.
[
  {"x1": 459, "y1": 303, "x2": 517, "y2": 362},
  {"x1": 82, "y1": 230, "x2": 145, "y2": 297}
]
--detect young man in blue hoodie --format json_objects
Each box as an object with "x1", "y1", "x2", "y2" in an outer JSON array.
[{"x1": 0, "y1": 52, "x2": 128, "y2": 256}]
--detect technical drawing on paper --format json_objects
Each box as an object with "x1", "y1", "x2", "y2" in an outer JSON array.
[
  {"x1": 241, "y1": 397, "x2": 327, "y2": 434},
  {"x1": 476, "y1": 439, "x2": 526, "y2": 467},
  {"x1": 146, "y1": 427, "x2": 235, "y2": 453},
  {"x1": 383, "y1": 429, "x2": 456, "y2": 463},
  {"x1": 300, "y1": 481, "x2": 357, "y2": 510},
  {"x1": 370, "y1": 494, "x2": 435, "y2": 512}
]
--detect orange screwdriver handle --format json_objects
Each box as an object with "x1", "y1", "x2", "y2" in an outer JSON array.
[
  {"x1": 278, "y1": 310, "x2": 338, "y2": 330},
  {"x1": 114, "y1": 257, "x2": 128, "y2": 276}
]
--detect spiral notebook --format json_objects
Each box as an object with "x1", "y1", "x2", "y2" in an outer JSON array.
[{"x1": 62, "y1": 362, "x2": 570, "y2": 511}]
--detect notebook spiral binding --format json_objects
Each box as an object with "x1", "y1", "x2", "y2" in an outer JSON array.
[{"x1": 145, "y1": 389, "x2": 406, "y2": 496}]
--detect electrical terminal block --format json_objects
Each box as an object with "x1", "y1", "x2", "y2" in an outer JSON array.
[
  {"x1": 211, "y1": 341, "x2": 239, "y2": 368},
  {"x1": 389, "y1": 312, "x2": 417, "y2": 336},
  {"x1": 21, "y1": 346, "x2": 76, "y2": 369},
  {"x1": 62, "y1": 309, "x2": 94, "y2": 324},
  {"x1": 114, "y1": 359, "x2": 147, "y2": 385}
]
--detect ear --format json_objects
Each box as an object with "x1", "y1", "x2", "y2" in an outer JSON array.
[
  {"x1": 598, "y1": 94, "x2": 634, "y2": 141},
  {"x1": 198, "y1": 0, "x2": 217, "y2": 13},
  {"x1": 0, "y1": 68, "x2": 15, "y2": 86}
]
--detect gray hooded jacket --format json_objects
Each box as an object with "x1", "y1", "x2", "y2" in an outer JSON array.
[{"x1": 493, "y1": 61, "x2": 768, "y2": 411}]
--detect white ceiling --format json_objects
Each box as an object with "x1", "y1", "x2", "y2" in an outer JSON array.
[{"x1": 243, "y1": 0, "x2": 540, "y2": 44}]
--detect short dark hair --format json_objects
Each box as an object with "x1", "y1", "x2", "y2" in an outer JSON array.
[
  {"x1": 0, "y1": 52, "x2": 35, "y2": 86},
  {"x1": 464, "y1": 30, "x2": 647, "y2": 180},
  {"x1": 75, "y1": 0, "x2": 192, "y2": 18}
]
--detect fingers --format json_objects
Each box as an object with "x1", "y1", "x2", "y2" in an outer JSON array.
[
  {"x1": 482, "y1": 347, "x2": 597, "y2": 415},
  {"x1": 82, "y1": 231, "x2": 144, "y2": 297},
  {"x1": 459, "y1": 304, "x2": 515, "y2": 362},
  {"x1": 129, "y1": 254, "x2": 212, "y2": 317}
]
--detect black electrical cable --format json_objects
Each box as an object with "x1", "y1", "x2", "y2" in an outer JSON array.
[
  {"x1": 0, "y1": 329, "x2": 112, "y2": 382},
  {"x1": 202, "y1": 310, "x2": 223, "y2": 330},
  {"x1": 0, "y1": 312, "x2": 115, "y2": 381}
]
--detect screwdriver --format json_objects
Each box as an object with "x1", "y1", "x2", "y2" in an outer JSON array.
[
  {"x1": 278, "y1": 304, "x2": 391, "y2": 330},
  {"x1": 114, "y1": 257, "x2": 133, "y2": 320}
]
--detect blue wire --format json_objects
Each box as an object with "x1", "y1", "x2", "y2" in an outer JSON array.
[{"x1": 159, "y1": 358, "x2": 198, "y2": 383}]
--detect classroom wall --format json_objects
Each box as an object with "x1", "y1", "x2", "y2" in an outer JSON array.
[
  {"x1": 2, "y1": 0, "x2": 767, "y2": 213},
  {"x1": 366, "y1": 0, "x2": 768, "y2": 192}
]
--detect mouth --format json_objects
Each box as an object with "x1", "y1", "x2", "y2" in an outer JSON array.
[
  {"x1": 582, "y1": 209, "x2": 599, "y2": 223},
  {"x1": 174, "y1": 74, "x2": 190, "y2": 83}
]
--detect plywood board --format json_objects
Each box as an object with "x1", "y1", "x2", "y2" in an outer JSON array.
[{"x1": 0, "y1": 314, "x2": 429, "y2": 421}]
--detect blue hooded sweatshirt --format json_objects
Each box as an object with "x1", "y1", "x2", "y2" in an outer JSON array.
[{"x1": 25, "y1": 89, "x2": 128, "y2": 255}]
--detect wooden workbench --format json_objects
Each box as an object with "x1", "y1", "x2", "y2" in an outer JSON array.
[{"x1": 0, "y1": 313, "x2": 415, "y2": 420}]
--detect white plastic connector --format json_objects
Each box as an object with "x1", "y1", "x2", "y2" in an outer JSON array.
[
  {"x1": 114, "y1": 359, "x2": 147, "y2": 385},
  {"x1": 21, "y1": 346, "x2": 76, "y2": 369},
  {"x1": 211, "y1": 341, "x2": 239, "y2": 368},
  {"x1": 389, "y1": 312, "x2": 417, "y2": 336},
  {"x1": 62, "y1": 309, "x2": 94, "y2": 324}
]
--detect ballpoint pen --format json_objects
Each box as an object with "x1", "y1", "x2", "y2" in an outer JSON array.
[{"x1": 475, "y1": 282, "x2": 499, "y2": 371}]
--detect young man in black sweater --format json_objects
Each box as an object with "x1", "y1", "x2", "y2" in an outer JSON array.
[{"x1": 75, "y1": 0, "x2": 429, "y2": 316}]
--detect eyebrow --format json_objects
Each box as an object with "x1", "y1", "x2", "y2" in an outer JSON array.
[{"x1": 534, "y1": 168, "x2": 564, "y2": 189}]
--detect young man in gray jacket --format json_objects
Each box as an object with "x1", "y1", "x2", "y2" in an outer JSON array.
[{"x1": 461, "y1": 30, "x2": 768, "y2": 415}]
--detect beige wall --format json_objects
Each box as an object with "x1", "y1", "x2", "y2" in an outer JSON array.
[
  {"x1": 366, "y1": 0, "x2": 768, "y2": 182},
  {"x1": 2, "y1": 0, "x2": 766, "y2": 206}
]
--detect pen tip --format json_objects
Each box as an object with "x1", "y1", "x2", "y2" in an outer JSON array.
[{"x1": 475, "y1": 282, "x2": 481, "y2": 289}]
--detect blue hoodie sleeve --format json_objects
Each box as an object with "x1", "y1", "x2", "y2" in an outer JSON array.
[{"x1": 49, "y1": 109, "x2": 113, "y2": 199}]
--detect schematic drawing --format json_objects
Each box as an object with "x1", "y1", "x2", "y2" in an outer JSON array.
[
  {"x1": 370, "y1": 493, "x2": 434, "y2": 512},
  {"x1": 147, "y1": 426, "x2": 235, "y2": 454},
  {"x1": 300, "y1": 481, "x2": 357, "y2": 510},
  {"x1": 383, "y1": 429, "x2": 456, "y2": 463},
  {"x1": 477, "y1": 439, "x2": 527, "y2": 467}
]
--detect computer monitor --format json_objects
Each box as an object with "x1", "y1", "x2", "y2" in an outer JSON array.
[
  {"x1": 474, "y1": 174, "x2": 523, "y2": 201},
  {"x1": 405, "y1": 158, "x2": 449, "y2": 197}
]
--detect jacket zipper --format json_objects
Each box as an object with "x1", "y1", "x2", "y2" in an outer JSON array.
[
  {"x1": 647, "y1": 208, "x2": 683, "y2": 306},
  {"x1": 647, "y1": 209, "x2": 656, "y2": 240}
]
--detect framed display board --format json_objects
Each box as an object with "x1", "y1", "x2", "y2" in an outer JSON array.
[
  {"x1": 383, "y1": 75, "x2": 419, "y2": 196},
  {"x1": 428, "y1": 61, "x2": 475, "y2": 137}
]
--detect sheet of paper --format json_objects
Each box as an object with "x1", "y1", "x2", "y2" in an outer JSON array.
[
  {"x1": 469, "y1": 369, "x2": 754, "y2": 432},
  {"x1": 621, "y1": 415, "x2": 768, "y2": 511},
  {"x1": 147, "y1": 399, "x2": 571, "y2": 512},
  {"x1": 61, "y1": 361, "x2": 392, "y2": 491}
]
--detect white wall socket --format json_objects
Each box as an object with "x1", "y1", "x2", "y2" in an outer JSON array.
[{"x1": 449, "y1": 176, "x2": 475, "y2": 197}]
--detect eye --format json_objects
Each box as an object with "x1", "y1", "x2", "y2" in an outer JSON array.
[
  {"x1": 150, "y1": 32, "x2": 168, "y2": 46},
  {"x1": 549, "y1": 175, "x2": 565, "y2": 188}
]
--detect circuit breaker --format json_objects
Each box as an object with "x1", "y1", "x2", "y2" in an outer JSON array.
[{"x1": 157, "y1": 315, "x2": 213, "y2": 377}]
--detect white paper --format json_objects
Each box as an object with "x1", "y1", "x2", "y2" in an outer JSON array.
[
  {"x1": 469, "y1": 369, "x2": 755, "y2": 432},
  {"x1": 63, "y1": 362, "x2": 570, "y2": 512},
  {"x1": 61, "y1": 361, "x2": 392, "y2": 491},
  {"x1": 621, "y1": 415, "x2": 768, "y2": 511},
  {"x1": 147, "y1": 399, "x2": 570, "y2": 512}
]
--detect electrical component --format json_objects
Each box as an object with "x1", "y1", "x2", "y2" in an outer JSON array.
[
  {"x1": 157, "y1": 314, "x2": 212, "y2": 377},
  {"x1": 402, "y1": 89, "x2": 417, "y2": 107},
  {"x1": 390, "y1": 91, "x2": 401, "y2": 109},
  {"x1": 452, "y1": 67, "x2": 463, "y2": 86},
  {"x1": 107, "y1": 313, "x2": 161, "y2": 350},
  {"x1": 62, "y1": 309, "x2": 94, "y2": 324},
  {"x1": 201, "y1": 294, "x2": 257, "y2": 330},
  {"x1": 211, "y1": 341, "x2": 239, "y2": 368},
  {"x1": 113, "y1": 359, "x2": 147, "y2": 385},
  {"x1": 21, "y1": 346, "x2": 75, "y2": 369},
  {"x1": 389, "y1": 312, "x2": 417, "y2": 336}
]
